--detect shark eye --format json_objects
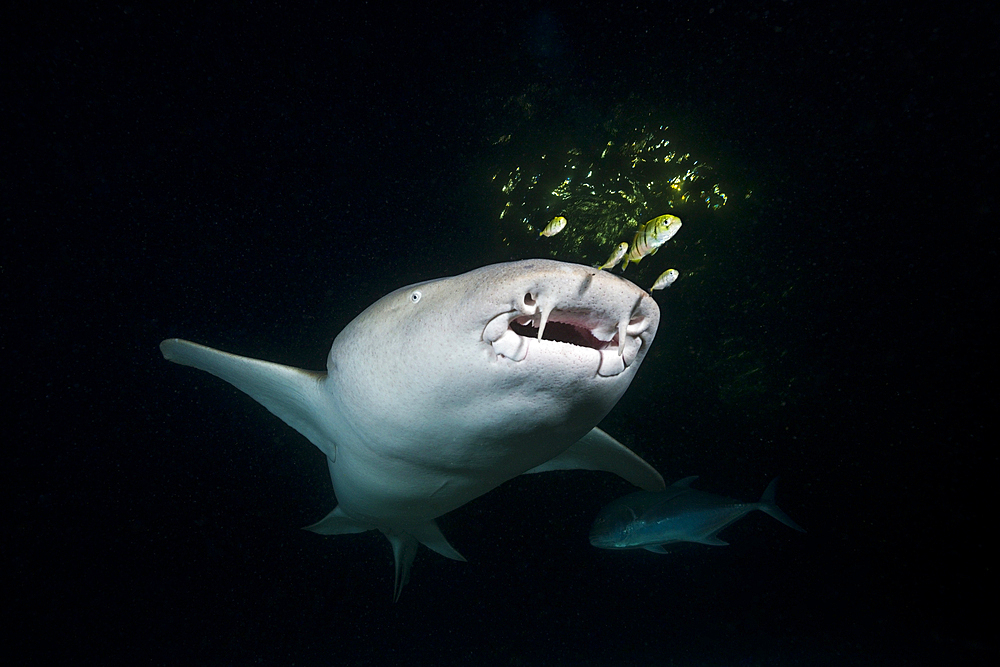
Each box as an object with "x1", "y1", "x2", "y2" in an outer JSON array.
[{"x1": 409, "y1": 290, "x2": 422, "y2": 303}]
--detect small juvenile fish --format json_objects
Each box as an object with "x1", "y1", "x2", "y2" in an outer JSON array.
[
  {"x1": 621, "y1": 214, "x2": 682, "y2": 270},
  {"x1": 597, "y1": 242, "x2": 629, "y2": 270},
  {"x1": 539, "y1": 216, "x2": 568, "y2": 237},
  {"x1": 650, "y1": 268, "x2": 679, "y2": 292}
]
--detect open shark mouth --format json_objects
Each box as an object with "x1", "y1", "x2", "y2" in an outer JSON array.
[{"x1": 482, "y1": 303, "x2": 652, "y2": 378}]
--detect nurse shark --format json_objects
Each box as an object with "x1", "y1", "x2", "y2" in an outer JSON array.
[{"x1": 161, "y1": 259, "x2": 664, "y2": 599}]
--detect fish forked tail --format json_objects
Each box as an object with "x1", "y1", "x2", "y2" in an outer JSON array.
[{"x1": 757, "y1": 478, "x2": 806, "y2": 533}]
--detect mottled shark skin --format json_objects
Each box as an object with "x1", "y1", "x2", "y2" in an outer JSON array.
[
  {"x1": 161, "y1": 259, "x2": 664, "y2": 600},
  {"x1": 590, "y1": 476, "x2": 805, "y2": 553}
]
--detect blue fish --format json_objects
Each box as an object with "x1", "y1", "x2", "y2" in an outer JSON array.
[{"x1": 590, "y1": 476, "x2": 805, "y2": 553}]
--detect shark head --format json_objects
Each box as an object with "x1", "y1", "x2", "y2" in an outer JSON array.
[
  {"x1": 325, "y1": 259, "x2": 659, "y2": 514},
  {"x1": 161, "y1": 259, "x2": 662, "y2": 600}
]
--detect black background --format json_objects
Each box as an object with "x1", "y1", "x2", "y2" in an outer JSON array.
[{"x1": 5, "y1": 2, "x2": 996, "y2": 665}]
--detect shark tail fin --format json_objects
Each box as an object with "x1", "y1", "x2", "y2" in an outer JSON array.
[
  {"x1": 758, "y1": 478, "x2": 806, "y2": 533},
  {"x1": 160, "y1": 338, "x2": 334, "y2": 459},
  {"x1": 304, "y1": 507, "x2": 465, "y2": 601}
]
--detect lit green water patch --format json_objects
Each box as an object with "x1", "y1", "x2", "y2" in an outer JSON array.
[{"x1": 494, "y1": 123, "x2": 730, "y2": 268}]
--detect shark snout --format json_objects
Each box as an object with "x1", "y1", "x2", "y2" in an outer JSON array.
[{"x1": 480, "y1": 267, "x2": 659, "y2": 377}]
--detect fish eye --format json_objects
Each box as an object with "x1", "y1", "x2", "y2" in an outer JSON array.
[{"x1": 410, "y1": 290, "x2": 422, "y2": 303}]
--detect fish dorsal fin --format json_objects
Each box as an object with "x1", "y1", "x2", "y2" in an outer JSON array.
[{"x1": 521, "y1": 427, "x2": 665, "y2": 491}]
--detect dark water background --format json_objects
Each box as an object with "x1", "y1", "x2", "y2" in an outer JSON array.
[{"x1": 5, "y1": 3, "x2": 996, "y2": 665}]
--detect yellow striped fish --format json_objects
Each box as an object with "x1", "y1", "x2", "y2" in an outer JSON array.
[
  {"x1": 650, "y1": 268, "x2": 679, "y2": 292},
  {"x1": 539, "y1": 216, "x2": 568, "y2": 237},
  {"x1": 597, "y1": 242, "x2": 629, "y2": 270},
  {"x1": 621, "y1": 214, "x2": 682, "y2": 271}
]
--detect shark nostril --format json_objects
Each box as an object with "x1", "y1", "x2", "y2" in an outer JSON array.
[{"x1": 523, "y1": 293, "x2": 536, "y2": 307}]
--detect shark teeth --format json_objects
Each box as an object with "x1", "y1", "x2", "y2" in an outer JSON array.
[{"x1": 535, "y1": 305, "x2": 552, "y2": 342}]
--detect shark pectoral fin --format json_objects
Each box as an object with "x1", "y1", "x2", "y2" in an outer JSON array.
[
  {"x1": 522, "y1": 427, "x2": 666, "y2": 491},
  {"x1": 694, "y1": 536, "x2": 729, "y2": 546},
  {"x1": 159, "y1": 339, "x2": 336, "y2": 460},
  {"x1": 302, "y1": 506, "x2": 372, "y2": 535}
]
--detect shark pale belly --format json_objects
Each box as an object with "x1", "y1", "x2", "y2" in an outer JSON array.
[{"x1": 161, "y1": 259, "x2": 664, "y2": 599}]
